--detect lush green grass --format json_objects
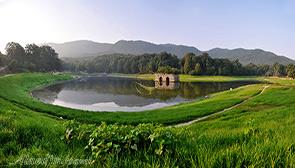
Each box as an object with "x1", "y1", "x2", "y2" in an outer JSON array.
[
  {"x1": 174, "y1": 84, "x2": 295, "y2": 167},
  {"x1": 0, "y1": 73, "x2": 294, "y2": 167},
  {"x1": 264, "y1": 77, "x2": 295, "y2": 86},
  {"x1": 0, "y1": 73, "x2": 263, "y2": 125},
  {"x1": 0, "y1": 97, "x2": 88, "y2": 166}
]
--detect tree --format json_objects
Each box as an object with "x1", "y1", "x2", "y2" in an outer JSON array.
[
  {"x1": 182, "y1": 53, "x2": 194, "y2": 74},
  {"x1": 39, "y1": 45, "x2": 62, "y2": 72},
  {"x1": 244, "y1": 63, "x2": 258, "y2": 75},
  {"x1": 272, "y1": 63, "x2": 286, "y2": 77},
  {"x1": 5, "y1": 42, "x2": 25, "y2": 61},
  {"x1": 5, "y1": 42, "x2": 26, "y2": 72},
  {"x1": 201, "y1": 52, "x2": 215, "y2": 75},
  {"x1": 256, "y1": 64, "x2": 270, "y2": 76},
  {"x1": 25, "y1": 44, "x2": 41, "y2": 71},
  {"x1": 157, "y1": 66, "x2": 180, "y2": 74},
  {"x1": 0, "y1": 51, "x2": 4, "y2": 66},
  {"x1": 232, "y1": 59, "x2": 243, "y2": 75},
  {"x1": 194, "y1": 63, "x2": 202, "y2": 73},
  {"x1": 192, "y1": 63, "x2": 202, "y2": 75},
  {"x1": 147, "y1": 60, "x2": 157, "y2": 73},
  {"x1": 286, "y1": 64, "x2": 295, "y2": 79}
]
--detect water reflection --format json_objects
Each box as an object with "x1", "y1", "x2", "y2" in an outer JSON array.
[
  {"x1": 155, "y1": 81, "x2": 179, "y2": 90},
  {"x1": 32, "y1": 77, "x2": 257, "y2": 112}
]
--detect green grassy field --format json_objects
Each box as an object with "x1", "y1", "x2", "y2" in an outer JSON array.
[{"x1": 0, "y1": 73, "x2": 294, "y2": 167}]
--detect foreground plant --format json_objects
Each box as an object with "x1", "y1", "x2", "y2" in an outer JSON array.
[{"x1": 64, "y1": 121, "x2": 182, "y2": 162}]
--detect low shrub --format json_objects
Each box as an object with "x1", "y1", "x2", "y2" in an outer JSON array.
[
  {"x1": 64, "y1": 120, "x2": 96, "y2": 147},
  {"x1": 64, "y1": 121, "x2": 182, "y2": 161}
]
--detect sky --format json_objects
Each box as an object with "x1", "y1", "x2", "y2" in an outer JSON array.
[{"x1": 0, "y1": 0, "x2": 294, "y2": 59}]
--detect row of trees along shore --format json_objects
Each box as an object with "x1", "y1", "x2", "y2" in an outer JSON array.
[
  {"x1": 0, "y1": 42, "x2": 62, "y2": 73},
  {"x1": 0, "y1": 42, "x2": 295, "y2": 78},
  {"x1": 64, "y1": 52, "x2": 295, "y2": 78}
]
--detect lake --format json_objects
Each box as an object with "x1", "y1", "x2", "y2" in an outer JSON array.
[{"x1": 32, "y1": 76, "x2": 257, "y2": 112}]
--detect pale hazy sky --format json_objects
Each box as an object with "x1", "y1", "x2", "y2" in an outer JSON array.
[{"x1": 0, "y1": 0, "x2": 294, "y2": 59}]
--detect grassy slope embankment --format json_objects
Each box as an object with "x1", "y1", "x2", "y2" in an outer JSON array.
[
  {"x1": 0, "y1": 96, "x2": 90, "y2": 166},
  {"x1": 0, "y1": 73, "x2": 294, "y2": 167},
  {"x1": 180, "y1": 83, "x2": 295, "y2": 167},
  {"x1": 0, "y1": 73, "x2": 263, "y2": 125}
]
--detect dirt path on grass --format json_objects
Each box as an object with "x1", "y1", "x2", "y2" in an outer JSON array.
[
  {"x1": 173, "y1": 85, "x2": 270, "y2": 127},
  {"x1": 0, "y1": 74, "x2": 15, "y2": 78}
]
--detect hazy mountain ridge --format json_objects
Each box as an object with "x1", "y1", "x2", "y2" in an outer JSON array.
[
  {"x1": 47, "y1": 40, "x2": 295, "y2": 65},
  {"x1": 47, "y1": 40, "x2": 112, "y2": 58},
  {"x1": 207, "y1": 48, "x2": 295, "y2": 65},
  {"x1": 47, "y1": 40, "x2": 202, "y2": 59},
  {"x1": 110, "y1": 40, "x2": 202, "y2": 57}
]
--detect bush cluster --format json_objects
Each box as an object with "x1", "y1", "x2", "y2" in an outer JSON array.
[{"x1": 64, "y1": 121, "x2": 182, "y2": 161}]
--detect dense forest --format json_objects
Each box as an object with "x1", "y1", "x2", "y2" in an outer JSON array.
[
  {"x1": 0, "y1": 42, "x2": 62, "y2": 73},
  {"x1": 64, "y1": 52, "x2": 295, "y2": 78},
  {"x1": 1, "y1": 42, "x2": 295, "y2": 78}
]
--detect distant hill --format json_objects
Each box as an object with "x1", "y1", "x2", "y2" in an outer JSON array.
[
  {"x1": 110, "y1": 40, "x2": 202, "y2": 57},
  {"x1": 47, "y1": 40, "x2": 112, "y2": 58},
  {"x1": 47, "y1": 40, "x2": 295, "y2": 65},
  {"x1": 207, "y1": 48, "x2": 295, "y2": 65},
  {"x1": 47, "y1": 40, "x2": 202, "y2": 59}
]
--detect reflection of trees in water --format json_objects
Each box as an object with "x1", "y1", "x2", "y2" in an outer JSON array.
[
  {"x1": 33, "y1": 84, "x2": 63, "y2": 103},
  {"x1": 180, "y1": 83, "x2": 220, "y2": 98},
  {"x1": 64, "y1": 77, "x2": 152, "y2": 95},
  {"x1": 62, "y1": 77, "x2": 181, "y2": 100},
  {"x1": 37, "y1": 77, "x2": 258, "y2": 101},
  {"x1": 143, "y1": 89, "x2": 179, "y2": 101}
]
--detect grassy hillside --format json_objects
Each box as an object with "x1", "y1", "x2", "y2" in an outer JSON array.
[
  {"x1": 182, "y1": 84, "x2": 295, "y2": 167},
  {"x1": 0, "y1": 73, "x2": 263, "y2": 125},
  {"x1": 0, "y1": 73, "x2": 294, "y2": 167}
]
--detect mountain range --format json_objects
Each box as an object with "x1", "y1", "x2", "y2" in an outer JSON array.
[{"x1": 47, "y1": 40, "x2": 295, "y2": 65}]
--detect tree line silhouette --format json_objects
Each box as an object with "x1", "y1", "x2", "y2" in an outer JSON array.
[
  {"x1": 64, "y1": 52, "x2": 295, "y2": 78},
  {"x1": 0, "y1": 42, "x2": 62, "y2": 73},
  {"x1": 0, "y1": 42, "x2": 294, "y2": 78}
]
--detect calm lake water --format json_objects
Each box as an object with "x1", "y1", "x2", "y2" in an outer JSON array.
[{"x1": 32, "y1": 77, "x2": 257, "y2": 112}]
